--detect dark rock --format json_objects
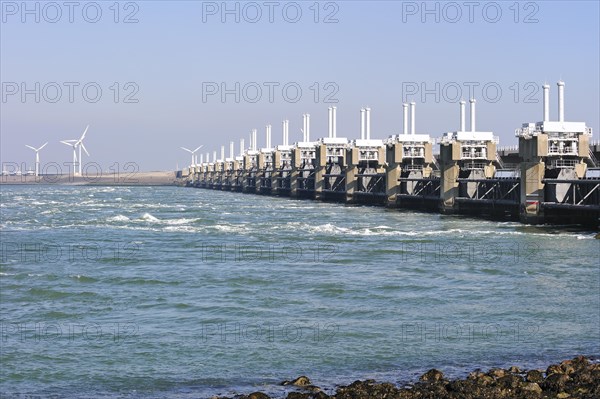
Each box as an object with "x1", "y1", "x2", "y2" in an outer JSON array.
[
  {"x1": 561, "y1": 363, "x2": 576, "y2": 375},
  {"x1": 542, "y1": 373, "x2": 569, "y2": 391},
  {"x1": 526, "y1": 370, "x2": 544, "y2": 383},
  {"x1": 246, "y1": 393, "x2": 271, "y2": 399},
  {"x1": 467, "y1": 370, "x2": 485, "y2": 380},
  {"x1": 488, "y1": 368, "x2": 506, "y2": 378},
  {"x1": 286, "y1": 393, "x2": 325, "y2": 399},
  {"x1": 508, "y1": 366, "x2": 521, "y2": 374},
  {"x1": 547, "y1": 364, "x2": 564, "y2": 375},
  {"x1": 497, "y1": 374, "x2": 523, "y2": 389},
  {"x1": 218, "y1": 356, "x2": 599, "y2": 399},
  {"x1": 420, "y1": 368, "x2": 444, "y2": 382},
  {"x1": 520, "y1": 382, "x2": 543, "y2": 394},
  {"x1": 282, "y1": 376, "x2": 311, "y2": 387},
  {"x1": 335, "y1": 380, "x2": 400, "y2": 399},
  {"x1": 303, "y1": 385, "x2": 321, "y2": 393}
]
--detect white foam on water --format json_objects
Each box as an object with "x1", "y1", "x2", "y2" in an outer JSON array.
[
  {"x1": 108, "y1": 215, "x2": 130, "y2": 222},
  {"x1": 213, "y1": 224, "x2": 249, "y2": 233},
  {"x1": 163, "y1": 218, "x2": 201, "y2": 226},
  {"x1": 164, "y1": 225, "x2": 199, "y2": 233},
  {"x1": 141, "y1": 213, "x2": 160, "y2": 222}
]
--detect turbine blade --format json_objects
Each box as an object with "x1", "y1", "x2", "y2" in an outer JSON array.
[
  {"x1": 39, "y1": 142, "x2": 48, "y2": 150},
  {"x1": 80, "y1": 125, "x2": 89, "y2": 141},
  {"x1": 181, "y1": 147, "x2": 192, "y2": 153},
  {"x1": 25, "y1": 145, "x2": 36, "y2": 150},
  {"x1": 193, "y1": 145, "x2": 204, "y2": 153},
  {"x1": 81, "y1": 143, "x2": 90, "y2": 156},
  {"x1": 60, "y1": 140, "x2": 74, "y2": 146}
]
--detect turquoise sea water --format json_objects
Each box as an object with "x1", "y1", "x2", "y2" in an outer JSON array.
[{"x1": 1, "y1": 185, "x2": 599, "y2": 398}]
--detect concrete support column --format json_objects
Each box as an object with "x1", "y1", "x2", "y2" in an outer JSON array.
[
  {"x1": 231, "y1": 161, "x2": 239, "y2": 191},
  {"x1": 272, "y1": 150, "x2": 281, "y2": 194},
  {"x1": 290, "y1": 148, "x2": 301, "y2": 198},
  {"x1": 439, "y1": 143, "x2": 460, "y2": 213},
  {"x1": 257, "y1": 153, "x2": 266, "y2": 193},
  {"x1": 242, "y1": 155, "x2": 250, "y2": 193},
  {"x1": 518, "y1": 135, "x2": 546, "y2": 224},
  {"x1": 385, "y1": 142, "x2": 402, "y2": 207},
  {"x1": 520, "y1": 161, "x2": 545, "y2": 224},
  {"x1": 315, "y1": 143, "x2": 327, "y2": 200},
  {"x1": 345, "y1": 147, "x2": 358, "y2": 203}
]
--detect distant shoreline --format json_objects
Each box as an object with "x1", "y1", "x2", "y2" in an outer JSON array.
[{"x1": 0, "y1": 171, "x2": 184, "y2": 186}]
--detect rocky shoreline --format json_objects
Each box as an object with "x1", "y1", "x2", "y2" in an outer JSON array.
[{"x1": 216, "y1": 356, "x2": 599, "y2": 399}]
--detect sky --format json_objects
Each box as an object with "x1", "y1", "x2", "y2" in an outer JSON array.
[{"x1": 1, "y1": 0, "x2": 599, "y2": 172}]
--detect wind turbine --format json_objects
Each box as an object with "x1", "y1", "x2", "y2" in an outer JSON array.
[
  {"x1": 25, "y1": 142, "x2": 48, "y2": 176},
  {"x1": 61, "y1": 125, "x2": 89, "y2": 176},
  {"x1": 181, "y1": 145, "x2": 203, "y2": 166}
]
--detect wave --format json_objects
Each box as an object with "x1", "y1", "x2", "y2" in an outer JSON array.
[
  {"x1": 141, "y1": 213, "x2": 160, "y2": 222},
  {"x1": 108, "y1": 215, "x2": 130, "y2": 222}
]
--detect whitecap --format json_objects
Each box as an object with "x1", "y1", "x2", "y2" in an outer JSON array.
[
  {"x1": 108, "y1": 215, "x2": 130, "y2": 222},
  {"x1": 141, "y1": 213, "x2": 159, "y2": 222},
  {"x1": 164, "y1": 218, "x2": 200, "y2": 225},
  {"x1": 213, "y1": 224, "x2": 249, "y2": 233}
]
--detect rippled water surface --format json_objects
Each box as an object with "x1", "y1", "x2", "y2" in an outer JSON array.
[{"x1": 1, "y1": 186, "x2": 599, "y2": 398}]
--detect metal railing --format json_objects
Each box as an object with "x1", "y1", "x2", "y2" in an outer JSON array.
[
  {"x1": 543, "y1": 179, "x2": 600, "y2": 207},
  {"x1": 457, "y1": 178, "x2": 520, "y2": 204},
  {"x1": 548, "y1": 159, "x2": 578, "y2": 168}
]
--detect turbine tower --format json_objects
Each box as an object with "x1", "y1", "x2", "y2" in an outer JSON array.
[
  {"x1": 25, "y1": 142, "x2": 48, "y2": 177},
  {"x1": 180, "y1": 145, "x2": 204, "y2": 166},
  {"x1": 60, "y1": 125, "x2": 89, "y2": 176}
]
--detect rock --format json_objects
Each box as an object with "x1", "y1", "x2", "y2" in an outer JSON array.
[
  {"x1": 497, "y1": 374, "x2": 523, "y2": 389},
  {"x1": 547, "y1": 364, "x2": 563, "y2": 375},
  {"x1": 542, "y1": 373, "x2": 569, "y2": 391},
  {"x1": 526, "y1": 370, "x2": 544, "y2": 383},
  {"x1": 282, "y1": 376, "x2": 311, "y2": 386},
  {"x1": 488, "y1": 368, "x2": 506, "y2": 378},
  {"x1": 561, "y1": 363, "x2": 575, "y2": 375},
  {"x1": 594, "y1": 232, "x2": 600, "y2": 239},
  {"x1": 521, "y1": 382, "x2": 543, "y2": 393},
  {"x1": 569, "y1": 355, "x2": 590, "y2": 370},
  {"x1": 420, "y1": 368, "x2": 444, "y2": 382},
  {"x1": 247, "y1": 393, "x2": 270, "y2": 399},
  {"x1": 286, "y1": 393, "x2": 314, "y2": 399},
  {"x1": 304, "y1": 385, "x2": 322, "y2": 393},
  {"x1": 335, "y1": 380, "x2": 400, "y2": 399},
  {"x1": 218, "y1": 356, "x2": 598, "y2": 399},
  {"x1": 508, "y1": 366, "x2": 521, "y2": 374},
  {"x1": 467, "y1": 370, "x2": 485, "y2": 380}
]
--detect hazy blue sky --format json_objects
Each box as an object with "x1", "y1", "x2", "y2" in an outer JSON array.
[{"x1": 1, "y1": 1, "x2": 599, "y2": 172}]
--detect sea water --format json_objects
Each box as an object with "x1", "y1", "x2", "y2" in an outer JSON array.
[{"x1": 1, "y1": 185, "x2": 598, "y2": 398}]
